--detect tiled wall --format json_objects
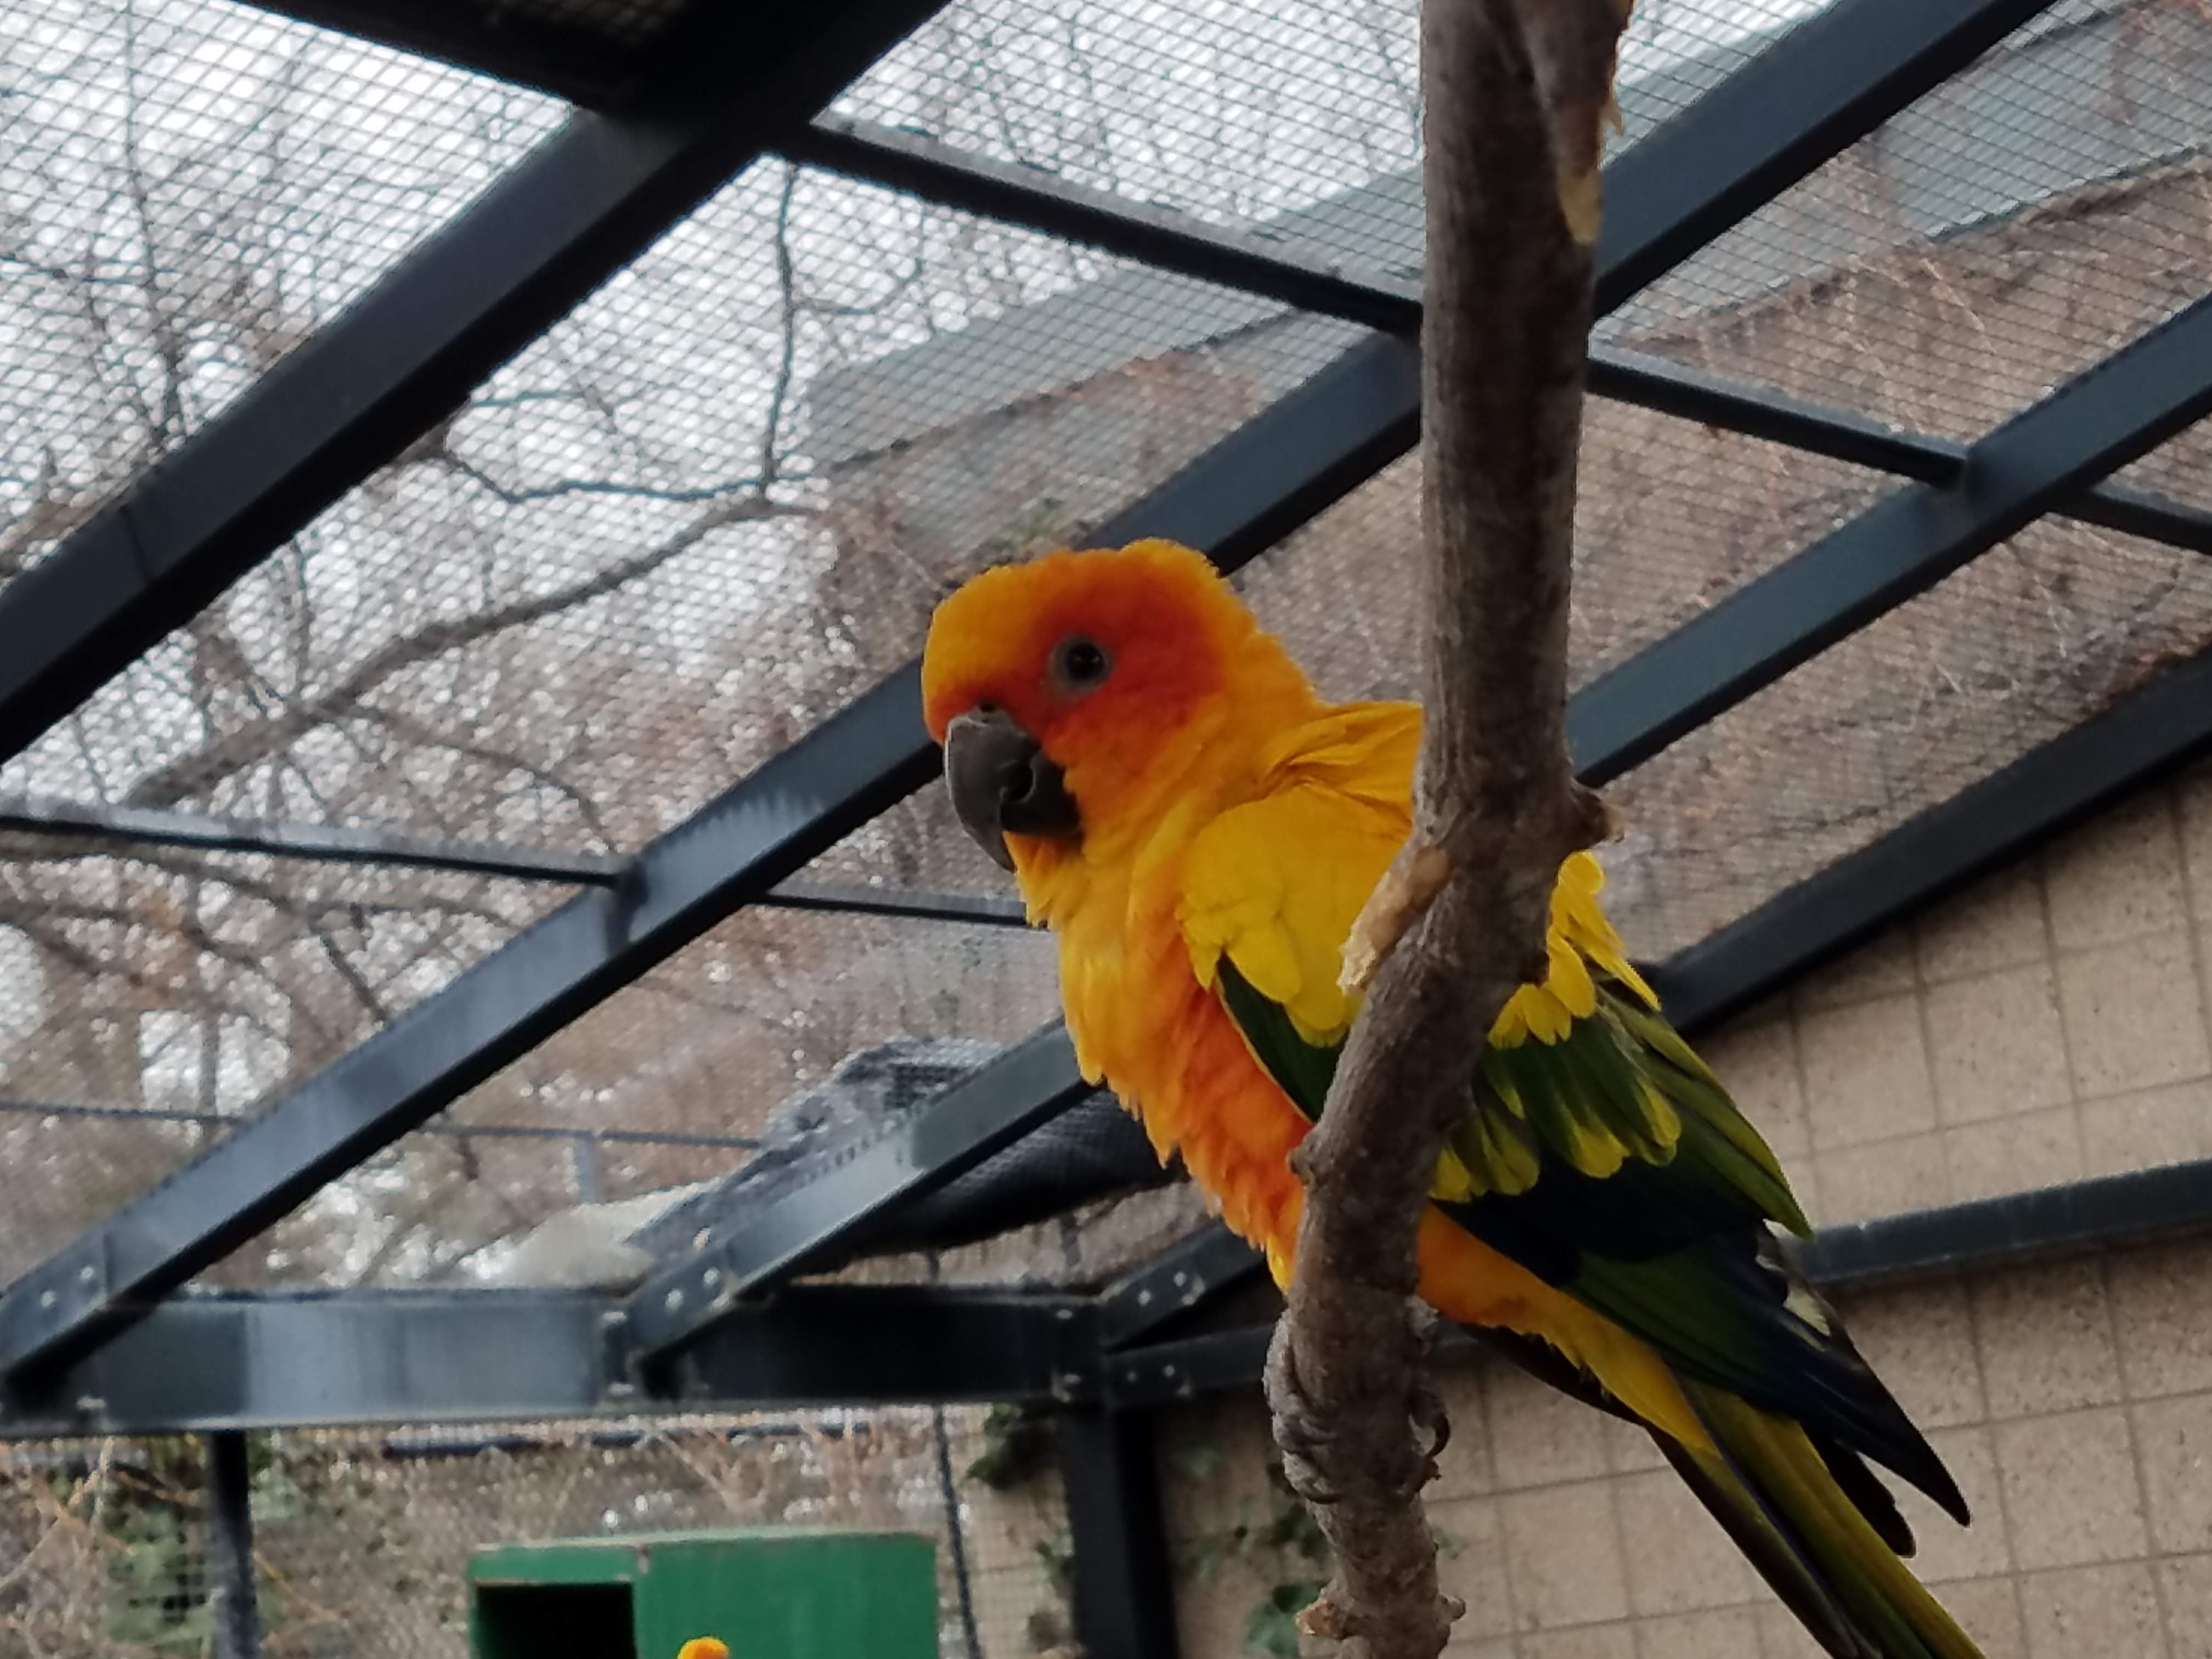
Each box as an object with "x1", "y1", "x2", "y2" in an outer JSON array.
[
  {"x1": 1152, "y1": 768, "x2": 2212, "y2": 1658},
  {"x1": 1701, "y1": 765, "x2": 2212, "y2": 1229}
]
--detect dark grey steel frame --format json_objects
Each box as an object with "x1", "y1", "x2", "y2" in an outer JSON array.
[{"x1": 8, "y1": 1, "x2": 2212, "y2": 1654}]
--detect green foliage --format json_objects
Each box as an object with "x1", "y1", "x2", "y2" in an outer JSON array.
[
  {"x1": 1033, "y1": 1527, "x2": 1076, "y2": 1598},
  {"x1": 103, "y1": 1503, "x2": 210, "y2": 1657},
  {"x1": 1167, "y1": 1444, "x2": 1336, "y2": 1655},
  {"x1": 1169, "y1": 1438, "x2": 1228, "y2": 1482},
  {"x1": 964, "y1": 1402, "x2": 1055, "y2": 1491},
  {"x1": 1243, "y1": 1579, "x2": 1325, "y2": 1658}
]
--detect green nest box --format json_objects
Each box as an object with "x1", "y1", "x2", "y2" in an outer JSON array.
[{"x1": 467, "y1": 1527, "x2": 939, "y2": 1659}]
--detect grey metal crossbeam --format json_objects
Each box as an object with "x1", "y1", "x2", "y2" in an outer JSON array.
[
  {"x1": 0, "y1": 680, "x2": 941, "y2": 1377},
  {"x1": 224, "y1": 0, "x2": 631, "y2": 105},
  {"x1": 0, "y1": 793, "x2": 627, "y2": 885},
  {"x1": 616, "y1": 1025, "x2": 1094, "y2": 1355},
  {"x1": 0, "y1": 793, "x2": 1030, "y2": 926},
  {"x1": 1096, "y1": 1220, "x2": 1271, "y2": 1350},
  {"x1": 789, "y1": 119, "x2": 2212, "y2": 563},
  {"x1": 0, "y1": 0, "x2": 2072, "y2": 1381},
  {"x1": 1646, "y1": 637, "x2": 2212, "y2": 1032},
  {"x1": 0, "y1": 1284, "x2": 1097, "y2": 1437},
  {"x1": 0, "y1": 0, "x2": 947, "y2": 770},
  {"x1": 1568, "y1": 291, "x2": 2212, "y2": 785}
]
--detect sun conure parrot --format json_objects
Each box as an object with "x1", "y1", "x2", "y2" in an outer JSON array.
[
  {"x1": 675, "y1": 1640, "x2": 728, "y2": 1659},
  {"x1": 919, "y1": 538, "x2": 1983, "y2": 1659}
]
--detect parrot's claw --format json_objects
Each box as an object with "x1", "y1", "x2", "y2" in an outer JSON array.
[
  {"x1": 1263, "y1": 1325, "x2": 1344, "y2": 1505},
  {"x1": 1411, "y1": 1382, "x2": 1452, "y2": 1484}
]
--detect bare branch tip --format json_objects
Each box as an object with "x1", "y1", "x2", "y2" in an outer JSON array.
[
  {"x1": 1338, "y1": 843, "x2": 1453, "y2": 994},
  {"x1": 1572, "y1": 783, "x2": 1621, "y2": 849},
  {"x1": 1298, "y1": 1593, "x2": 1356, "y2": 1643}
]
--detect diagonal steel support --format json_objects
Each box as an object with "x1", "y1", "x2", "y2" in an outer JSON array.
[
  {"x1": 225, "y1": 0, "x2": 630, "y2": 105},
  {"x1": 1097, "y1": 1221, "x2": 1271, "y2": 1350},
  {"x1": 1568, "y1": 292, "x2": 2212, "y2": 786},
  {"x1": 0, "y1": 680, "x2": 939, "y2": 1376},
  {"x1": 1646, "y1": 638, "x2": 2212, "y2": 1032},
  {"x1": 0, "y1": 0, "x2": 946, "y2": 770},
  {"x1": 0, "y1": 0, "x2": 2068, "y2": 1380}
]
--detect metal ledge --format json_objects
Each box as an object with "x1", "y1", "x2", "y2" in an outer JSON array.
[
  {"x1": 0, "y1": 1283, "x2": 1098, "y2": 1438},
  {"x1": 1102, "y1": 1156, "x2": 2212, "y2": 1408}
]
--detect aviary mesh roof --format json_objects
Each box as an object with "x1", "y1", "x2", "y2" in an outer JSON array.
[
  {"x1": 0, "y1": 0, "x2": 562, "y2": 583},
  {"x1": 2, "y1": 0, "x2": 2210, "y2": 1284}
]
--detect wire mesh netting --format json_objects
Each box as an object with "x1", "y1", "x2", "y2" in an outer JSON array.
[
  {"x1": 2, "y1": 156, "x2": 1353, "y2": 850},
  {"x1": 1610, "y1": 516, "x2": 2212, "y2": 954},
  {"x1": 2111, "y1": 408, "x2": 2212, "y2": 514},
  {"x1": 0, "y1": 841, "x2": 578, "y2": 1283},
  {"x1": 0, "y1": 0, "x2": 562, "y2": 584},
  {"x1": 1616, "y1": 0, "x2": 2212, "y2": 439},
  {"x1": 837, "y1": 0, "x2": 1833, "y2": 285},
  {"x1": 0, "y1": 1411, "x2": 1070, "y2": 1658}
]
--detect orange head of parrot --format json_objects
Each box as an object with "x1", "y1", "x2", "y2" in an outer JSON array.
[
  {"x1": 676, "y1": 1641, "x2": 730, "y2": 1659},
  {"x1": 921, "y1": 538, "x2": 1311, "y2": 874}
]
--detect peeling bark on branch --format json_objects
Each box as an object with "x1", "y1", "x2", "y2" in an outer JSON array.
[{"x1": 1264, "y1": 3, "x2": 1628, "y2": 1656}]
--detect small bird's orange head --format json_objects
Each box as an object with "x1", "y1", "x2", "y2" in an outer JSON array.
[
  {"x1": 921, "y1": 538, "x2": 1310, "y2": 873},
  {"x1": 676, "y1": 1640, "x2": 730, "y2": 1659}
]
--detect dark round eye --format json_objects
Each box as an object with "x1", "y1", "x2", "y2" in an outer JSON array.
[{"x1": 1053, "y1": 635, "x2": 1111, "y2": 690}]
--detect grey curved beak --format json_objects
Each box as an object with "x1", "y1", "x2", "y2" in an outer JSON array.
[{"x1": 943, "y1": 709, "x2": 1080, "y2": 871}]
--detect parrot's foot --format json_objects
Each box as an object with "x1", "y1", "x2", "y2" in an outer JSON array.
[
  {"x1": 1264, "y1": 1324, "x2": 1342, "y2": 1505},
  {"x1": 1264, "y1": 1322, "x2": 1453, "y2": 1506}
]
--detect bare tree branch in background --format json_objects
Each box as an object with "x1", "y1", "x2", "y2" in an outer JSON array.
[{"x1": 1264, "y1": 3, "x2": 1627, "y2": 1654}]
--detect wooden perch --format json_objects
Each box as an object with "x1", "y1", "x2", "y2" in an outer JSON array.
[{"x1": 1263, "y1": 3, "x2": 1629, "y2": 1656}]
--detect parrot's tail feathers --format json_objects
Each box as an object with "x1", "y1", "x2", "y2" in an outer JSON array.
[
  {"x1": 1812, "y1": 1430, "x2": 1916, "y2": 1558},
  {"x1": 1672, "y1": 1380, "x2": 1985, "y2": 1659},
  {"x1": 1654, "y1": 1432, "x2": 1868, "y2": 1659}
]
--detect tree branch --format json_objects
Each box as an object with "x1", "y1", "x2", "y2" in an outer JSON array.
[{"x1": 1265, "y1": 4, "x2": 1628, "y2": 1656}]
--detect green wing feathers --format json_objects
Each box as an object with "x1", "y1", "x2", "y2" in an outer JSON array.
[
  {"x1": 1199, "y1": 839, "x2": 1979, "y2": 1659},
  {"x1": 1451, "y1": 987, "x2": 1810, "y2": 1240}
]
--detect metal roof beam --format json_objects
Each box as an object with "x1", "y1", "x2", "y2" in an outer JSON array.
[
  {"x1": 220, "y1": 0, "x2": 630, "y2": 105},
  {"x1": 0, "y1": 0, "x2": 946, "y2": 770},
  {"x1": 1569, "y1": 292, "x2": 2212, "y2": 785},
  {"x1": 0, "y1": 793, "x2": 1029, "y2": 924},
  {"x1": 0, "y1": 793, "x2": 625, "y2": 886},
  {"x1": 789, "y1": 118, "x2": 2212, "y2": 563},
  {"x1": 0, "y1": 1284, "x2": 1097, "y2": 1436},
  {"x1": 615, "y1": 1025, "x2": 1094, "y2": 1356},
  {"x1": 1647, "y1": 638, "x2": 2212, "y2": 1032}
]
